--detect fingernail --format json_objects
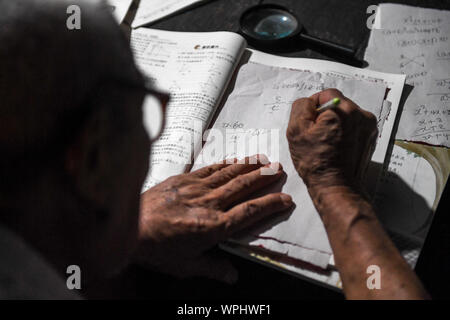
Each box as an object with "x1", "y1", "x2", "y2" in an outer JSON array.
[
  {"x1": 263, "y1": 162, "x2": 282, "y2": 173},
  {"x1": 281, "y1": 194, "x2": 293, "y2": 206},
  {"x1": 257, "y1": 154, "x2": 269, "y2": 164},
  {"x1": 268, "y1": 162, "x2": 282, "y2": 171},
  {"x1": 248, "y1": 154, "x2": 260, "y2": 165}
]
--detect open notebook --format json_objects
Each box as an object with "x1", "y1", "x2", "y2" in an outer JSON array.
[{"x1": 130, "y1": 28, "x2": 405, "y2": 289}]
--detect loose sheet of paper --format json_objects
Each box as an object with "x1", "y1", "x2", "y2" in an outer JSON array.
[
  {"x1": 210, "y1": 49, "x2": 406, "y2": 269},
  {"x1": 106, "y1": 0, "x2": 133, "y2": 24},
  {"x1": 365, "y1": 3, "x2": 450, "y2": 147},
  {"x1": 192, "y1": 62, "x2": 388, "y2": 268},
  {"x1": 246, "y1": 50, "x2": 406, "y2": 169},
  {"x1": 132, "y1": 0, "x2": 208, "y2": 28},
  {"x1": 130, "y1": 28, "x2": 246, "y2": 191}
]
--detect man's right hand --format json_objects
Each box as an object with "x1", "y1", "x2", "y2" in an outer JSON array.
[
  {"x1": 286, "y1": 89, "x2": 429, "y2": 299},
  {"x1": 286, "y1": 89, "x2": 378, "y2": 194}
]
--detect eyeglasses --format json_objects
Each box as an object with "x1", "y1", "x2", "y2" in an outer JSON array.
[
  {"x1": 142, "y1": 86, "x2": 170, "y2": 143},
  {"x1": 5, "y1": 77, "x2": 170, "y2": 178},
  {"x1": 114, "y1": 78, "x2": 170, "y2": 143}
]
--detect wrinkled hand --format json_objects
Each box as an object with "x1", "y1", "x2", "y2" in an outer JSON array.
[
  {"x1": 136, "y1": 155, "x2": 293, "y2": 283},
  {"x1": 286, "y1": 89, "x2": 378, "y2": 192}
]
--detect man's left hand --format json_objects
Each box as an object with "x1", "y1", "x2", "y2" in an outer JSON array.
[{"x1": 136, "y1": 155, "x2": 293, "y2": 283}]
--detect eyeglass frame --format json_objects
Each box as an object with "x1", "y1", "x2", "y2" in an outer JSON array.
[
  {"x1": 107, "y1": 78, "x2": 170, "y2": 143},
  {"x1": 5, "y1": 77, "x2": 170, "y2": 176}
]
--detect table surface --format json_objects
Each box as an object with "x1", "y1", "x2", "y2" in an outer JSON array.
[{"x1": 104, "y1": 0, "x2": 450, "y2": 300}]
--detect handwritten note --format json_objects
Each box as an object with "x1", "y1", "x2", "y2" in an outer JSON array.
[
  {"x1": 365, "y1": 3, "x2": 450, "y2": 147},
  {"x1": 132, "y1": 0, "x2": 209, "y2": 28},
  {"x1": 192, "y1": 62, "x2": 388, "y2": 268}
]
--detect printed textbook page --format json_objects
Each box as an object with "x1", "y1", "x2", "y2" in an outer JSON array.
[{"x1": 130, "y1": 28, "x2": 247, "y2": 191}]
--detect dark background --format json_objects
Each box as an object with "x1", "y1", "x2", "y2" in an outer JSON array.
[{"x1": 91, "y1": 0, "x2": 450, "y2": 300}]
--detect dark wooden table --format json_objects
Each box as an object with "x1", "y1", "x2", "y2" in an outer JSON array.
[{"x1": 92, "y1": 0, "x2": 450, "y2": 300}]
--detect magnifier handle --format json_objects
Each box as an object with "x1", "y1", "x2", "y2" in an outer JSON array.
[{"x1": 299, "y1": 34, "x2": 356, "y2": 57}]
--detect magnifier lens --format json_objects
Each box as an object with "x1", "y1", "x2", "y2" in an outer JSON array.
[{"x1": 241, "y1": 8, "x2": 298, "y2": 40}]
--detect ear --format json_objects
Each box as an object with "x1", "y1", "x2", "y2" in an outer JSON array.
[{"x1": 64, "y1": 104, "x2": 118, "y2": 214}]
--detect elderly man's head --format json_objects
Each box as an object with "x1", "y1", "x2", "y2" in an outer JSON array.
[{"x1": 0, "y1": 0, "x2": 150, "y2": 283}]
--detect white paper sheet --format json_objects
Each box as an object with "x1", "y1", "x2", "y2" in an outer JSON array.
[
  {"x1": 192, "y1": 62, "x2": 389, "y2": 267},
  {"x1": 132, "y1": 0, "x2": 208, "y2": 28},
  {"x1": 246, "y1": 50, "x2": 406, "y2": 168},
  {"x1": 365, "y1": 3, "x2": 450, "y2": 147},
  {"x1": 106, "y1": 0, "x2": 133, "y2": 24},
  {"x1": 130, "y1": 28, "x2": 246, "y2": 191}
]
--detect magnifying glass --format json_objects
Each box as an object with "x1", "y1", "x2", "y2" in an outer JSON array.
[{"x1": 240, "y1": 4, "x2": 357, "y2": 59}]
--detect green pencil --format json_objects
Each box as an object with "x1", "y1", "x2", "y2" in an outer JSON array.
[{"x1": 317, "y1": 97, "x2": 340, "y2": 112}]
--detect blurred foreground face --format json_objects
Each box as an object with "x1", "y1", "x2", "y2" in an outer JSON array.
[
  {"x1": 91, "y1": 83, "x2": 151, "y2": 278},
  {"x1": 0, "y1": 0, "x2": 153, "y2": 282}
]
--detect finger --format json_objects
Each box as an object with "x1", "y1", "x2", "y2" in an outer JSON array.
[
  {"x1": 315, "y1": 97, "x2": 373, "y2": 146},
  {"x1": 204, "y1": 154, "x2": 269, "y2": 187},
  {"x1": 189, "y1": 161, "x2": 234, "y2": 178},
  {"x1": 326, "y1": 94, "x2": 372, "y2": 122},
  {"x1": 313, "y1": 108, "x2": 342, "y2": 133},
  {"x1": 220, "y1": 193, "x2": 293, "y2": 236},
  {"x1": 315, "y1": 99, "x2": 359, "y2": 128},
  {"x1": 333, "y1": 99, "x2": 360, "y2": 119},
  {"x1": 289, "y1": 97, "x2": 318, "y2": 133},
  {"x1": 215, "y1": 162, "x2": 285, "y2": 209},
  {"x1": 311, "y1": 89, "x2": 353, "y2": 123},
  {"x1": 309, "y1": 88, "x2": 345, "y2": 106}
]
